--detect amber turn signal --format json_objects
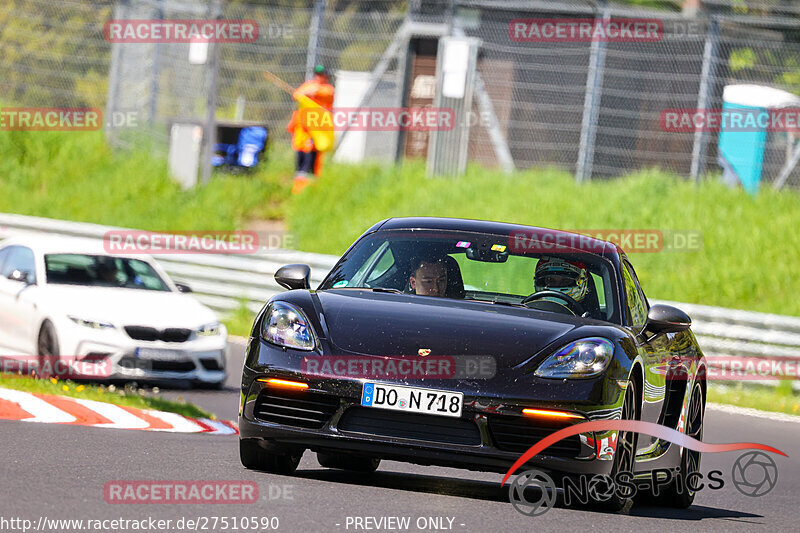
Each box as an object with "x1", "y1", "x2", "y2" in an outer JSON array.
[{"x1": 257, "y1": 378, "x2": 309, "y2": 390}]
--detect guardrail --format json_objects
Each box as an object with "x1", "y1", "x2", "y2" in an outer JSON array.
[{"x1": 1, "y1": 213, "x2": 797, "y2": 389}]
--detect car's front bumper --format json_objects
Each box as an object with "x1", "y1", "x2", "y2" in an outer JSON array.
[
  {"x1": 57, "y1": 321, "x2": 228, "y2": 384},
  {"x1": 239, "y1": 340, "x2": 629, "y2": 476}
]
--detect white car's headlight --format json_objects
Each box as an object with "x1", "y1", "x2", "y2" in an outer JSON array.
[
  {"x1": 261, "y1": 301, "x2": 316, "y2": 351},
  {"x1": 68, "y1": 316, "x2": 115, "y2": 330},
  {"x1": 196, "y1": 322, "x2": 222, "y2": 337},
  {"x1": 534, "y1": 337, "x2": 614, "y2": 378}
]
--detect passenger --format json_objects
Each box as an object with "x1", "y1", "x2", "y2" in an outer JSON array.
[{"x1": 533, "y1": 256, "x2": 589, "y2": 303}]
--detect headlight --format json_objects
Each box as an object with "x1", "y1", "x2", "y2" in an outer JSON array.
[
  {"x1": 534, "y1": 337, "x2": 614, "y2": 378},
  {"x1": 196, "y1": 322, "x2": 222, "y2": 337},
  {"x1": 261, "y1": 301, "x2": 316, "y2": 351},
  {"x1": 68, "y1": 316, "x2": 115, "y2": 330}
]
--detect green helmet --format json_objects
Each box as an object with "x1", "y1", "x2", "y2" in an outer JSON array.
[{"x1": 534, "y1": 256, "x2": 589, "y2": 302}]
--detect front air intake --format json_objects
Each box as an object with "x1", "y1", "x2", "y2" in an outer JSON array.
[{"x1": 253, "y1": 389, "x2": 339, "y2": 429}]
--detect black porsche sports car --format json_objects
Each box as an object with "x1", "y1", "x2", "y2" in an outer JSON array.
[{"x1": 239, "y1": 217, "x2": 706, "y2": 509}]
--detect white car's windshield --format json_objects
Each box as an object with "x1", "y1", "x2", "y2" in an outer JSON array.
[{"x1": 44, "y1": 254, "x2": 170, "y2": 291}]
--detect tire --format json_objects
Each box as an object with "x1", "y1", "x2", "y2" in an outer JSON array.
[
  {"x1": 317, "y1": 452, "x2": 380, "y2": 473},
  {"x1": 596, "y1": 379, "x2": 639, "y2": 512},
  {"x1": 36, "y1": 320, "x2": 61, "y2": 379},
  {"x1": 239, "y1": 439, "x2": 302, "y2": 474},
  {"x1": 653, "y1": 381, "x2": 704, "y2": 508}
]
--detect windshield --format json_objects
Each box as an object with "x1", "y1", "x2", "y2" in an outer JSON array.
[
  {"x1": 44, "y1": 254, "x2": 170, "y2": 291},
  {"x1": 320, "y1": 230, "x2": 619, "y2": 322}
]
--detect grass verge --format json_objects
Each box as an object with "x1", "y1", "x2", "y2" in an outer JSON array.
[
  {"x1": 0, "y1": 373, "x2": 215, "y2": 419},
  {"x1": 6, "y1": 129, "x2": 798, "y2": 316},
  {"x1": 221, "y1": 300, "x2": 257, "y2": 338},
  {"x1": 0, "y1": 129, "x2": 294, "y2": 230}
]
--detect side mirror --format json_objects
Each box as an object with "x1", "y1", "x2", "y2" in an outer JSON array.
[
  {"x1": 8, "y1": 270, "x2": 31, "y2": 285},
  {"x1": 275, "y1": 264, "x2": 311, "y2": 291},
  {"x1": 644, "y1": 304, "x2": 691, "y2": 335},
  {"x1": 174, "y1": 282, "x2": 193, "y2": 293}
]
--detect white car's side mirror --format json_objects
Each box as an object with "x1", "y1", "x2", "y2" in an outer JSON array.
[
  {"x1": 8, "y1": 270, "x2": 32, "y2": 285},
  {"x1": 175, "y1": 282, "x2": 193, "y2": 293}
]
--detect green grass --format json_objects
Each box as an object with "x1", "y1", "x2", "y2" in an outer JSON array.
[
  {"x1": 287, "y1": 161, "x2": 800, "y2": 316},
  {"x1": 0, "y1": 373, "x2": 215, "y2": 419},
  {"x1": 709, "y1": 381, "x2": 800, "y2": 416},
  {"x1": 222, "y1": 300, "x2": 257, "y2": 338},
  {"x1": 9, "y1": 129, "x2": 797, "y2": 317},
  {"x1": 0, "y1": 129, "x2": 295, "y2": 230}
]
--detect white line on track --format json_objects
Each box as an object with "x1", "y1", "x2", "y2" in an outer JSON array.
[
  {"x1": 71, "y1": 398, "x2": 150, "y2": 429},
  {"x1": 146, "y1": 410, "x2": 206, "y2": 433},
  {"x1": 198, "y1": 418, "x2": 237, "y2": 435},
  {"x1": 0, "y1": 388, "x2": 76, "y2": 424}
]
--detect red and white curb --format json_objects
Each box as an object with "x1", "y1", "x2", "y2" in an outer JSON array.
[{"x1": 0, "y1": 388, "x2": 237, "y2": 435}]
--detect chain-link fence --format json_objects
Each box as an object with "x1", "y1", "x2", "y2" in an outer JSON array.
[
  {"x1": 3, "y1": 0, "x2": 800, "y2": 187},
  {"x1": 0, "y1": 0, "x2": 111, "y2": 110},
  {"x1": 454, "y1": 0, "x2": 800, "y2": 186}
]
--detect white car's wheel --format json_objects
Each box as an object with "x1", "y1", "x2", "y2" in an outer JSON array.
[{"x1": 36, "y1": 320, "x2": 60, "y2": 379}]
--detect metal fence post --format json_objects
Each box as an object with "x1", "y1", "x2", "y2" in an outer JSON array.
[
  {"x1": 690, "y1": 16, "x2": 720, "y2": 183},
  {"x1": 393, "y1": 31, "x2": 412, "y2": 163},
  {"x1": 201, "y1": 0, "x2": 222, "y2": 186},
  {"x1": 428, "y1": 36, "x2": 481, "y2": 177},
  {"x1": 305, "y1": 0, "x2": 326, "y2": 80},
  {"x1": 575, "y1": 6, "x2": 609, "y2": 183},
  {"x1": 452, "y1": 24, "x2": 516, "y2": 174},
  {"x1": 148, "y1": 0, "x2": 164, "y2": 125},
  {"x1": 105, "y1": 0, "x2": 127, "y2": 144}
]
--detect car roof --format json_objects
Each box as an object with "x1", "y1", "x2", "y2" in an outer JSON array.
[
  {"x1": 370, "y1": 217, "x2": 624, "y2": 261},
  {"x1": 0, "y1": 234, "x2": 154, "y2": 260}
]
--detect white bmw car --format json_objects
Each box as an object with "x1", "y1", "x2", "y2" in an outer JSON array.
[{"x1": 0, "y1": 236, "x2": 227, "y2": 387}]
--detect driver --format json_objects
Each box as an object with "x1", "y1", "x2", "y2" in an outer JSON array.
[
  {"x1": 96, "y1": 258, "x2": 121, "y2": 285},
  {"x1": 409, "y1": 255, "x2": 448, "y2": 297},
  {"x1": 533, "y1": 256, "x2": 589, "y2": 305}
]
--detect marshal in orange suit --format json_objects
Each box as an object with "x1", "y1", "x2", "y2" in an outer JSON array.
[{"x1": 288, "y1": 64, "x2": 335, "y2": 194}]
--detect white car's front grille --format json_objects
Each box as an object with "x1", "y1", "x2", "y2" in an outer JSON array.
[{"x1": 123, "y1": 326, "x2": 192, "y2": 343}]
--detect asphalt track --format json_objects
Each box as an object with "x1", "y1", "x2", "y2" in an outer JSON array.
[{"x1": 1, "y1": 339, "x2": 798, "y2": 533}]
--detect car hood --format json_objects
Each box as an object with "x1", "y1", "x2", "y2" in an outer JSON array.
[
  {"x1": 315, "y1": 290, "x2": 579, "y2": 368},
  {"x1": 37, "y1": 285, "x2": 218, "y2": 329}
]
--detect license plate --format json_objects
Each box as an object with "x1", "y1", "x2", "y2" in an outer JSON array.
[
  {"x1": 361, "y1": 383, "x2": 463, "y2": 418},
  {"x1": 134, "y1": 348, "x2": 187, "y2": 361}
]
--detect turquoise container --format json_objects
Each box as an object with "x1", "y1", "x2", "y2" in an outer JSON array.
[{"x1": 717, "y1": 85, "x2": 800, "y2": 195}]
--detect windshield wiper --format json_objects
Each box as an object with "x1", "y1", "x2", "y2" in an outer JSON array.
[
  {"x1": 369, "y1": 287, "x2": 403, "y2": 294},
  {"x1": 463, "y1": 298, "x2": 527, "y2": 308},
  {"x1": 326, "y1": 286, "x2": 402, "y2": 293}
]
